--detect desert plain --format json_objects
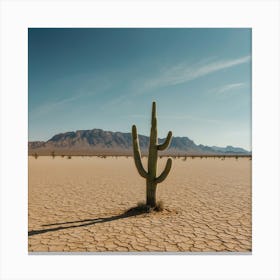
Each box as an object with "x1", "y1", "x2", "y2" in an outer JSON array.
[{"x1": 28, "y1": 156, "x2": 251, "y2": 252}]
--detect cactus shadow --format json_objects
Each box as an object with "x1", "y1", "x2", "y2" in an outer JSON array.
[{"x1": 28, "y1": 207, "x2": 148, "y2": 237}]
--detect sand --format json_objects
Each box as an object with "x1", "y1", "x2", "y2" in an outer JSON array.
[{"x1": 28, "y1": 156, "x2": 251, "y2": 252}]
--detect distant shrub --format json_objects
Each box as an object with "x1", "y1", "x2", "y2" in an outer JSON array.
[
  {"x1": 68, "y1": 155, "x2": 72, "y2": 159},
  {"x1": 98, "y1": 155, "x2": 106, "y2": 159},
  {"x1": 34, "y1": 153, "x2": 38, "y2": 159},
  {"x1": 51, "y1": 151, "x2": 55, "y2": 159}
]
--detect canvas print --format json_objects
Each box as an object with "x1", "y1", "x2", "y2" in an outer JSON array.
[{"x1": 28, "y1": 28, "x2": 252, "y2": 252}]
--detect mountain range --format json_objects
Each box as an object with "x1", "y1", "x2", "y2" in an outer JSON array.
[{"x1": 28, "y1": 128, "x2": 250, "y2": 156}]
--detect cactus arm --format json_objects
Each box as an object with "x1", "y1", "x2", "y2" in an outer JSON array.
[
  {"x1": 158, "y1": 131, "x2": 172, "y2": 151},
  {"x1": 155, "y1": 158, "x2": 172, "y2": 184},
  {"x1": 132, "y1": 125, "x2": 148, "y2": 178}
]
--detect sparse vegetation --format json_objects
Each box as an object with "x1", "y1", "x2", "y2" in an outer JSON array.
[
  {"x1": 51, "y1": 151, "x2": 55, "y2": 159},
  {"x1": 97, "y1": 155, "x2": 107, "y2": 159},
  {"x1": 126, "y1": 200, "x2": 165, "y2": 214},
  {"x1": 34, "y1": 152, "x2": 38, "y2": 159},
  {"x1": 132, "y1": 101, "x2": 172, "y2": 210},
  {"x1": 68, "y1": 155, "x2": 72, "y2": 159},
  {"x1": 154, "y1": 200, "x2": 164, "y2": 212}
]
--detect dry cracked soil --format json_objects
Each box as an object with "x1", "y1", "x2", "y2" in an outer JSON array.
[{"x1": 28, "y1": 156, "x2": 251, "y2": 253}]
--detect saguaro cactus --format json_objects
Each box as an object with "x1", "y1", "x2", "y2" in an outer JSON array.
[{"x1": 132, "y1": 101, "x2": 173, "y2": 209}]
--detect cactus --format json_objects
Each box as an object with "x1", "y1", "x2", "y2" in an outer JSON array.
[{"x1": 132, "y1": 101, "x2": 173, "y2": 209}]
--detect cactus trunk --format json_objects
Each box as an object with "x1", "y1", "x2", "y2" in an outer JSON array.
[
  {"x1": 146, "y1": 180, "x2": 157, "y2": 208},
  {"x1": 132, "y1": 101, "x2": 173, "y2": 209}
]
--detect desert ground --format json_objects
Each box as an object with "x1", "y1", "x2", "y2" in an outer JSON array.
[{"x1": 28, "y1": 156, "x2": 251, "y2": 252}]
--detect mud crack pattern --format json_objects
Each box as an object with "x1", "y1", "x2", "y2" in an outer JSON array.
[{"x1": 28, "y1": 157, "x2": 251, "y2": 252}]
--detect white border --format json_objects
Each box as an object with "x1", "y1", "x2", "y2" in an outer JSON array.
[{"x1": 0, "y1": 0, "x2": 279, "y2": 279}]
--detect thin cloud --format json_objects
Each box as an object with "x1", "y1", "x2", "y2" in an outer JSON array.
[
  {"x1": 30, "y1": 93, "x2": 84, "y2": 117},
  {"x1": 125, "y1": 114, "x2": 207, "y2": 126},
  {"x1": 143, "y1": 55, "x2": 251, "y2": 90},
  {"x1": 129, "y1": 114, "x2": 222, "y2": 124},
  {"x1": 216, "y1": 82, "x2": 246, "y2": 94},
  {"x1": 30, "y1": 72, "x2": 113, "y2": 117},
  {"x1": 158, "y1": 115, "x2": 222, "y2": 124}
]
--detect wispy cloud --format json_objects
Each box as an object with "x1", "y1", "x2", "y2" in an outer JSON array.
[
  {"x1": 30, "y1": 72, "x2": 114, "y2": 118},
  {"x1": 143, "y1": 55, "x2": 251, "y2": 90},
  {"x1": 216, "y1": 82, "x2": 246, "y2": 94},
  {"x1": 159, "y1": 115, "x2": 222, "y2": 124},
  {"x1": 67, "y1": 55, "x2": 251, "y2": 110},
  {"x1": 129, "y1": 114, "x2": 222, "y2": 124},
  {"x1": 30, "y1": 93, "x2": 84, "y2": 117}
]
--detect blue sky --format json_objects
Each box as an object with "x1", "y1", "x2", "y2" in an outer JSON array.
[{"x1": 28, "y1": 28, "x2": 251, "y2": 150}]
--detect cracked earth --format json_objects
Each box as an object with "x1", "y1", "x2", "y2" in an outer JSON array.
[{"x1": 28, "y1": 156, "x2": 251, "y2": 252}]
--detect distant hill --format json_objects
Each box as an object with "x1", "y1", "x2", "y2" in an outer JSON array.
[
  {"x1": 28, "y1": 128, "x2": 251, "y2": 156},
  {"x1": 211, "y1": 145, "x2": 249, "y2": 154}
]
